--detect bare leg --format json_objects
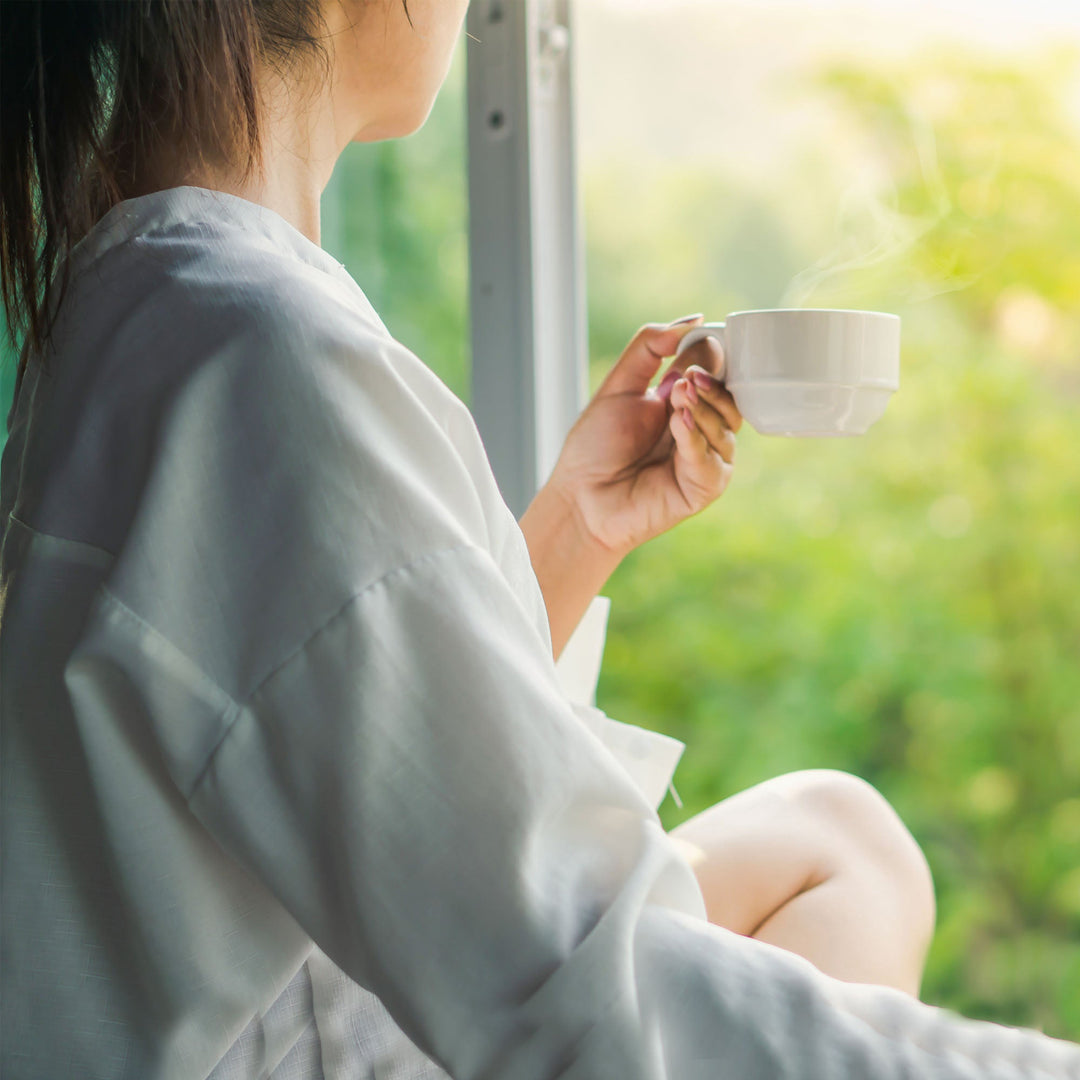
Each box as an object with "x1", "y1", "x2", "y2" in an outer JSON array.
[{"x1": 669, "y1": 769, "x2": 936, "y2": 997}]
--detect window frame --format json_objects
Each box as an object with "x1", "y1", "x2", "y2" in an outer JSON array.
[{"x1": 466, "y1": 0, "x2": 587, "y2": 518}]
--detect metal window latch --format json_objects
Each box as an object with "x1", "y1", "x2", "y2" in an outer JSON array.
[{"x1": 536, "y1": 0, "x2": 570, "y2": 97}]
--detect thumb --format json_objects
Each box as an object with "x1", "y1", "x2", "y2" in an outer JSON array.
[{"x1": 597, "y1": 314, "x2": 705, "y2": 398}]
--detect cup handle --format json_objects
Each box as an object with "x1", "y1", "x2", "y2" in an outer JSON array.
[{"x1": 674, "y1": 322, "x2": 727, "y2": 380}]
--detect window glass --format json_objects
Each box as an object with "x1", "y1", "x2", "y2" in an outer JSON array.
[
  {"x1": 0, "y1": 335, "x2": 16, "y2": 443},
  {"x1": 321, "y1": 39, "x2": 470, "y2": 404},
  {"x1": 578, "y1": 0, "x2": 1080, "y2": 1038}
]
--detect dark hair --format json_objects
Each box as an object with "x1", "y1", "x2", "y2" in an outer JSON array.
[{"x1": 0, "y1": 0, "x2": 341, "y2": 374}]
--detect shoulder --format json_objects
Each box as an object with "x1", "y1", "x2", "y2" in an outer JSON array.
[
  {"x1": 118, "y1": 212, "x2": 473, "y2": 448},
  {"x1": 92, "y1": 224, "x2": 496, "y2": 695}
]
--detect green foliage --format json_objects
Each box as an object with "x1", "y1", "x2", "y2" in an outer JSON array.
[
  {"x1": 321, "y1": 40, "x2": 470, "y2": 403},
  {"x1": 0, "y1": 336, "x2": 16, "y2": 436},
  {"x1": 0, "y1": 30, "x2": 1075, "y2": 1043},
  {"x1": 591, "y1": 49, "x2": 1080, "y2": 1038}
]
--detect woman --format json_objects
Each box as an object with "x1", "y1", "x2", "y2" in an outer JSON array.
[{"x1": 1, "y1": 2, "x2": 1076, "y2": 1077}]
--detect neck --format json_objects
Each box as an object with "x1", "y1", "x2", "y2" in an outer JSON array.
[
  {"x1": 207, "y1": 67, "x2": 347, "y2": 246},
  {"x1": 129, "y1": 57, "x2": 351, "y2": 246}
]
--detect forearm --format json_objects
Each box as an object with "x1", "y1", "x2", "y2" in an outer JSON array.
[{"x1": 518, "y1": 482, "x2": 624, "y2": 662}]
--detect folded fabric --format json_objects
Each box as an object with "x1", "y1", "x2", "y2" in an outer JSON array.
[{"x1": 555, "y1": 595, "x2": 686, "y2": 811}]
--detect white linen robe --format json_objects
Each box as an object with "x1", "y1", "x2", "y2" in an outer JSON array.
[{"x1": 1, "y1": 186, "x2": 1077, "y2": 1079}]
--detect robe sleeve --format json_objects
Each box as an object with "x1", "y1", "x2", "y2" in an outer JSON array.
[
  {"x1": 69, "y1": 300, "x2": 1080, "y2": 1079},
  {"x1": 179, "y1": 545, "x2": 1080, "y2": 1079},
  {"x1": 555, "y1": 595, "x2": 686, "y2": 812}
]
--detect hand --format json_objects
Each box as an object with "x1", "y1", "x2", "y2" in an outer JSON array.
[{"x1": 546, "y1": 316, "x2": 743, "y2": 558}]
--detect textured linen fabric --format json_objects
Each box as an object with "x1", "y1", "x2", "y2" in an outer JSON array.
[{"x1": 1, "y1": 186, "x2": 1077, "y2": 1080}]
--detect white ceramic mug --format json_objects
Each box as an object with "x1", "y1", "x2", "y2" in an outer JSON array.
[{"x1": 674, "y1": 308, "x2": 901, "y2": 436}]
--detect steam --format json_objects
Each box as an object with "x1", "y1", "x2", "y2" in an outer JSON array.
[
  {"x1": 780, "y1": 176, "x2": 917, "y2": 308},
  {"x1": 780, "y1": 104, "x2": 983, "y2": 308}
]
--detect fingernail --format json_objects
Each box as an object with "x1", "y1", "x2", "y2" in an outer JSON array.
[
  {"x1": 685, "y1": 380, "x2": 699, "y2": 405},
  {"x1": 691, "y1": 370, "x2": 713, "y2": 390},
  {"x1": 656, "y1": 369, "x2": 679, "y2": 400},
  {"x1": 666, "y1": 313, "x2": 704, "y2": 328}
]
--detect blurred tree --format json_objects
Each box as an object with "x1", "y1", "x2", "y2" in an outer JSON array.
[
  {"x1": 0, "y1": 26, "x2": 1076, "y2": 1043},
  {"x1": 592, "y1": 48, "x2": 1080, "y2": 1038},
  {"x1": 0, "y1": 336, "x2": 16, "y2": 439},
  {"x1": 321, "y1": 39, "x2": 469, "y2": 403}
]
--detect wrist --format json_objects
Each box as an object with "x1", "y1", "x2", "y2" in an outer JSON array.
[
  {"x1": 519, "y1": 481, "x2": 624, "y2": 660},
  {"x1": 522, "y1": 479, "x2": 626, "y2": 570}
]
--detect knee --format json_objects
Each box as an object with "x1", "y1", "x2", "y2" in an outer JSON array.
[{"x1": 784, "y1": 769, "x2": 937, "y2": 937}]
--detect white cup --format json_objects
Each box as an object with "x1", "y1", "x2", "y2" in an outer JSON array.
[{"x1": 674, "y1": 308, "x2": 901, "y2": 436}]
